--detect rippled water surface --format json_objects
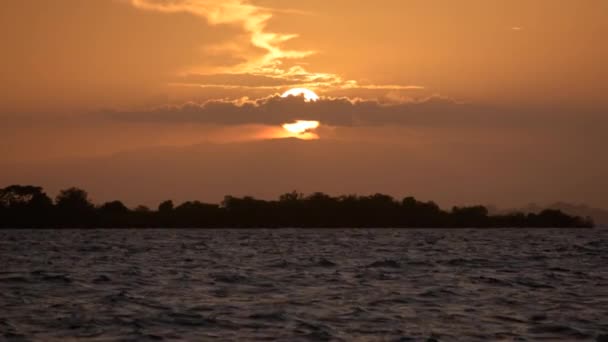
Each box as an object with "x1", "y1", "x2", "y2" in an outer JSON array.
[{"x1": 1, "y1": 229, "x2": 607, "y2": 341}]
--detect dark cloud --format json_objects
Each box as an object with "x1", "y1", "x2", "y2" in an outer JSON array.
[
  {"x1": 106, "y1": 94, "x2": 606, "y2": 129},
  {"x1": 107, "y1": 95, "x2": 481, "y2": 127}
]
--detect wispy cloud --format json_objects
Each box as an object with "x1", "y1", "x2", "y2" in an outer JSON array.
[
  {"x1": 129, "y1": 0, "x2": 423, "y2": 95},
  {"x1": 129, "y1": 0, "x2": 313, "y2": 72},
  {"x1": 169, "y1": 66, "x2": 425, "y2": 92}
]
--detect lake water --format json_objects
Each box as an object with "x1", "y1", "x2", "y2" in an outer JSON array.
[{"x1": 1, "y1": 229, "x2": 607, "y2": 341}]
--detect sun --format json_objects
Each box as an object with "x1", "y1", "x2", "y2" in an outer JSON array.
[
  {"x1": 278, "y1": 88, "x2": 321, "y2": 139},
  {"x1": 281, "y1": 88, "x2": 320, "y2": 102},
  {"x1": 282, "y1": 120, "x2": 320, "y2": 134}
]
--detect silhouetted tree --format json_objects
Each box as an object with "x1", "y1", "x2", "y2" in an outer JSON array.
[
  {"x1": 135, "y1": 205, "x2": 150, "y2": 212},
  {"x1": 158, "y1": 200, "x2": 174, "y2": 213},
  {"x1": 1, "y1": 185, "x2": 52, "y2": 208},
  {"x1": 156, "y1": 200, "x2": 175, "y2": 227},
  {"x1": 400, "y1": 197, "x2": 444, "y2": 227},
  {"x1": 451, "y1": 205, "x2": 489, "y2": 227},
  {"x1": 0, "y1": 184, "x2": 594, "y2": 228},
  {"x1": 129, "y1": 205, "x2": 153, "y2": 227},
  {"x1": 100, "y1": 201, "x2": 129, "y2": 214},
  {"x1": 174, "y1": 201, "x2": 222, "y2": 227},
  {"x1": 532, "y1": 209, "x2": 591, "y2": 228},
  {"x1": 0, "y1": 185, "x2": 53, "y2": 227},
  {"x1": 56, "y1": 187, "x2": 94, "y2": 211},
  {"x1": 493, "y1": 211, "x2": 528, "y2": 227},
  {"x1": 279, "y1": 191, "x2": 303, "y2": 203},
  {"x1": 98, "y1": 201, "x2": 129, "y2": 227},
  {"x1": 55, "y1": 187, "x2": 95, "y2": 227}
]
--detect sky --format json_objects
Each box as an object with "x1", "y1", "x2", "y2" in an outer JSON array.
[{"x1": 1, "y1": 0, "x2": 607, "y2": 209}]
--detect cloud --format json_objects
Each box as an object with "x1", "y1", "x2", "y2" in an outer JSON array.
[
  {"x1": 106, "y1": 93, "x2": 608, "y2": 131},
  {"x1": 173, "y1": 73, "x2": 301, "y2": 88},
  {"x1": 0, "y1": 0, "x2": 251, "y2": 112},
  {"x1": 129, "y1": 1, "x2": 424, "y2": 93},
  {"x1": 129, "y1": 0, "x2": 313, "y2": 72},
  {"x1": 106, "y1": 94, "x2": 487, "y2": 127},
  {"x1": 171, "y1": 67, "x2": 425, "y2": 91}
]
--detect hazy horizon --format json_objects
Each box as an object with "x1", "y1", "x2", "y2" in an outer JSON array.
[{"x1": 3, "y1": 137, "x2": 606, "y2": 213}]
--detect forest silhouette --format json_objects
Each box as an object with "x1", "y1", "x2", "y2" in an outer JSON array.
[{"x1": 0, "y1": 185, "x2": 594, "y2": 228}]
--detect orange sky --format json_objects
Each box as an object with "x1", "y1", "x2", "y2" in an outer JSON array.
[{"x1": 1, "y1": 0, "x2": 607, "y2": 209}]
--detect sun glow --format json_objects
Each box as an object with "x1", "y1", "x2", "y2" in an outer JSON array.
[
  {"x1": 281, "y1": 120, "x2": 321, "y2": 140},
  {"x1": 281, "y1": 88, "x2": 320, "y2": 102},
  {"x1": 282, "y1": 120, "x2": 320, "y2": 134}
]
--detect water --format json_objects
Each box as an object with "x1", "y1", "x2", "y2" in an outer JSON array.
[{"x1": 0, "y1": 229, "x2": 607, "y2": 341}]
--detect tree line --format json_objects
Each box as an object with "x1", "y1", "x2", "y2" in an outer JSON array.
[{"x1": 0, "y1": 185, "x2": 594, "y2": 228}]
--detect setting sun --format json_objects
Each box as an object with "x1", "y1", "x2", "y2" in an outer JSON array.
[
  {"x1": 281, "y1": 88, "x2": 320, "y2": 102},
  {"x1": 280, "y1": 120, "x2": 321, "y2": 140},
  {"x1": 279, "y1": 90, "x2": 320, "y2": 139},
  {"x1": 282, "y1": 120, "x2": 320, "y2": 134}
]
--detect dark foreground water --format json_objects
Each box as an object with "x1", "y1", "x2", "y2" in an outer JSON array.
[{"x1": 0, "y1": 229, "x2": 607, "y2": 341}]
